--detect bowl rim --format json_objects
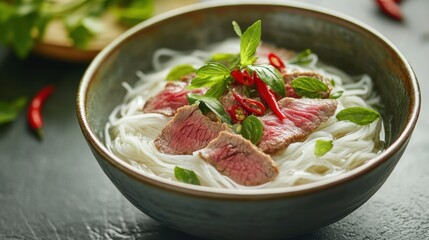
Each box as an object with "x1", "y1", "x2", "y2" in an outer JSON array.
[{"x1": 77, "y1": 0, "x2": 421, "y2": 200}]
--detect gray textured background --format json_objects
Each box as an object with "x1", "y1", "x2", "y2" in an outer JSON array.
[{"x1": 1, "y1": 0, "x2": 428, "y2": 239}]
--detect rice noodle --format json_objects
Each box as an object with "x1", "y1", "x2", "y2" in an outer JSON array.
[{"x1": 105, "y1": 39, "x2": 384, "y2": 189}]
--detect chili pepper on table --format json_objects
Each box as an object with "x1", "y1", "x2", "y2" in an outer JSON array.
[
  {"x1": 254, "y1": 72, "x2": 286, "y2": 120},
  {"x1": 375, "y1": 0, "x2": 403, "y2": 21},
  {"x1": 232, "y1": 90, "x2": 266, "y2": 116},
  {"x1": 268, "y1": 52, "x2": 286, "y2": 73},
  {"x1": 27, "y1": 85, "x2": 55, "y2": 140}
]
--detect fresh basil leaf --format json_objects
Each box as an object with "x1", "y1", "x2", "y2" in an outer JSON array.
[
  {"x1": 330, "y1": 79, "x2": 336, "y2": 87},
  {"x1": 241, "y1": 115, "x2": 263, "y2": 144},
  {"x1": 166, "y1": 64, "x2": 195, "y2": 81},
  {"x1": 0, "y1": 97, "x2": 27, "y2": 125},
  {"x1": 314, "y1": 139, "x2": 333, "y2": 157},
  {"x1": 232, "y1": 20, "x2": 242, "y2": 37},
  {"x1": 291, "y1": 77, "x2": 328, "y2": 98},
  {"x1": 336, "y1": 107, "x2": 380, "y2": 125},
  {"x1": 204, "y1": 77, "x2": 230, "y2": 99},
  {"x1": 187, "y1": 77, "x2": 211, "y2": 89},
  {"x1": 247, "y1": 64, "x2": 286, "y2": 97},
  {"x1": 210, "y1": 53, "x2": 240, "y2": 69},
  {"x1": 240, "y1": 20, "x2": 261, "y2": 67},
  {"x1": 289, "y1": 49, "x2": 313, "y2": 65},
  {"x1": 174, "y1": 166, "x2": 200, "y2": 185},
  {"x1": 188, "y1": 62, "x2": 230, "y2": 89},
  {"x1": 329, "y1": 91, "x2": 343, "y2": 99},
  {"x1": 196, "y1": 62, "x2": 230, "y2": 78},
  {"x1": 187, "y1": 94, "x2": 232, "y2": 124}
]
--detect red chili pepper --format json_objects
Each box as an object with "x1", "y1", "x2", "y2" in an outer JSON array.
[
  {"x1": 254, "y1": 72, "x2": 286, "y2": 120},
  {"x1": 231, "y1": 69, "x2": 254, "y2": 86},
  {"x1": 228, "y1": 104, "x2": 248, "y2": 122},
  {"x1": 268, "y1": 52, "x2": 286, "y2": 73},
  {"x1": 232, "y1": 90, "x2": 265, "y2": 116},
  {"x1": 27, "y1": 85, "x2": 55, "y2": 140},
  {"x1": 376, "y1": 0, "x2": 402, "y2": 21}
]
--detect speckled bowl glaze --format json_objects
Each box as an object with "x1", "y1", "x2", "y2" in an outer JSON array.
[{"x1": 77, "y1": 1, "x2": 420, "y2": 239}]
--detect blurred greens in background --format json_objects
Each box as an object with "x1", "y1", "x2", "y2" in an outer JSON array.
[{"x1": 0, "y1": 0, "x2": 154, "y2": 58}]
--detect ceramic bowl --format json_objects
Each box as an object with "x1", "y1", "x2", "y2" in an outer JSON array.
[{"x1": 76, "y1": 1, "x2": 420, "y2": 239}]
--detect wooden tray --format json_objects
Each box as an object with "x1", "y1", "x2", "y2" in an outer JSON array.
[{"x1": 33, "y1": 0, "x2": 198, "y2": 62}]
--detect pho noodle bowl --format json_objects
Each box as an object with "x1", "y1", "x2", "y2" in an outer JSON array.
[{"x1": 105, "y1": 38, "x2": 384, "y2": 189}]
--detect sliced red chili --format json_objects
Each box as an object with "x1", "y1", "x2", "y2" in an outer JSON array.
[
  {"x1": 268, "y1": 52, "x2": 286, "y2": 73},
  {"x1": 254, "y1": 72, "x2": 286, "y2": 120},
  {"x1": 232, "y1": 90, "x2": 265, "y2": 116},
  {"x1": 229, "y1": 104, "x2": 247, "y2": 122},
  {"x1": 231, "y1": 69, "x2": 254, "y2": 86},
  {"x1": 375, "y1": 0, "x2": 402, "y2": 21}
]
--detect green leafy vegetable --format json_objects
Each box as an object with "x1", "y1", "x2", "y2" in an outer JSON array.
[
  {"x1": 187, "y1": 94, "x2": 232, "y2": 124},
  {"x1": 166, "y1": 64, "x2": 195, "y2": 81},
  {"x1": 330, "y1": 79, "x2": 336, "y2": 87},
  {"x1": 204, "y1": 80, "x2": 229, "y2": 99},
  {"x1": 247, "y1": 64, "x2": 286, "y2": 97},
  {"x1": 241, "y1": 115, "x2": 263, "y2": 144},
  {"x1": 329, "y1": 91, "x2": 343, "y2": 99},
  {"x1": 314, "y1": 139, "x2": 333, "y2": 157},
  {"x1": 0, "y1": 0, "x2": 154, "y2": 58},
  {"x1": 336, "y1": 107, "x2": 380, "y2": 125},
  {"x1": 0, "y1": 97, "x2": 27, "y2": 125},
  {"x1": 188, "y1": 62, "x2": 230, "y2": 89},
  {"x1": 239, "y1": 20, "x2": 261, "y2": 67},
  {"x1": 289, "y1": 49, "x2": 313, "y2": 65},
  {"x1": 174, "y1": 166, "x2": 200, "y2": 185},
  {"x1": 291, "y1": 77, "x2": 329, "y2": 98},
  {"x1": 232, "y1": 20, "x2": 242, "y2": 37}
]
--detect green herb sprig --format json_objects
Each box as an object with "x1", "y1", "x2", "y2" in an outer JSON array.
[
  {"x1": 188, "y1": 20, "x2": 285, "y2": 100},
  {"x1": 187, "y1": 62, "x2": 231, "y2": 90},
  {"x1": 239, "y1": 20, "x2": 261, "y2": 67},
  {"x1": 187, "y1": 94, "x2": 232, "y2": 124},
  {"x1": 166, "y1": 64, "x2": 195, "y2": 81},
  {"x1": 336, "y1": 107, "x2": 380, "y2": 125},
  {"x1": 314, "y1": 139, "x2": 333, "y2": 157},
  {"x1": 174, "y1": 166, "x2": 200, "y2": 185},
  {"x1": 184, "y1": 20, "x2": 286, "y2": 127},
  {"x1": 241, "y1": 115, "x2": 263, "y2": 144},
  {"x1": 0, "y1": 0, "x2": 154, "y2": 58},
  {"x1": 291, "y1": 77, "x2": 329, "y2": 98}
]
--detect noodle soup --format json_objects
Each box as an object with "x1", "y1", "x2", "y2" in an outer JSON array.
[{"x1": 105, "y1": 21, "x2": 384, "y2": 189}]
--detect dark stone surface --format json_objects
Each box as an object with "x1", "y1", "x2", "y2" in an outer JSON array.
[{"x1": 1, "y1": 0, "x2": 428, "y2": 239}]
